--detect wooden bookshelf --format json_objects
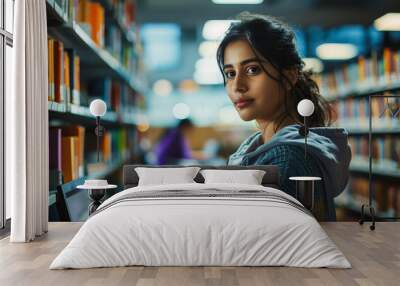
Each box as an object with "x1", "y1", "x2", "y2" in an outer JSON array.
[
  {"x1": 48, "y1": 21, "x2": 144, "y2": 95},
  {"x1": 324, "y1": 79, "x2": 400, "y2": 102},
  {"x1": 318, "y1": 47, "x2": 400, "y2": 102},
  {"x1": 48, "y1": 153, "x2": 129, "y2": 203},
  {"x1": 46, "y1": 0, "x2": 143, "y2": 219},
  {"x1": 46, "y1": 0, "x2": 68, "y2": 24},
  {"x1": 87, "y1": 153, "x2": 130, "y2": 180},
  {"x1": 94, "y1": 0, "x2": 136, "y2": 44},
  {"x1": 318, "y1": 48, "x2": 400, "y2": 219},
  {"x1": 349, "y1": 159, "x2": 400, "y2": 179},
  {"x1": 346, "y1": 127, "x2": 400, "y2": 135},
  {"x1": 48, "y1": 101, "x2": 139, "y2": 126}
]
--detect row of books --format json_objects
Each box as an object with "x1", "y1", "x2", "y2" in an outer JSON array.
[
  {"x1": 348, "y1": 137, "x2": 400, "y2": 170},
  {"x1": 49, "y1": 126, "x2": 85, "y2": 186},
  {"x1": 49, "y1": 125, "x2": 130, "y2": 185},
  {"x1": 315, "y1": 48, "x2": 400, "y2": 97},
  {"x1": 47, "y1": 36, "x2": 137, "y2": 112},
  {"x1": 76, "y1": 0, "x2": 105, "y2": 46},
  {"x1": 332, "y1": 91, "x2": 400, "y2": 129},
  {"x1": 347, "y1": 176, "x2": 399, "y2": 216},
  {"x1": 56, "y1": 0, "x2": 138, "y2": 70},
  {"x1": 58, "y1": 0, "x2": 135, "y2": 27},
  {"x1": 72, "y1": 0, "x2": 137, "y2": 33},
  {"x1": 81, "y1": 77, "x2": 137, "y2": 112},
  {"x1": 48, "y1": 38, "x2": 81, "y2": 105},
  {"x1": 106, "y1": 0, "x2": 136, "y2": 30}
]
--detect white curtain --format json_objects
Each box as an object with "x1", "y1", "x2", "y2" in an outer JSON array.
[{"x1": 7, "y1": 0, "x2": 49, "y2": 242}]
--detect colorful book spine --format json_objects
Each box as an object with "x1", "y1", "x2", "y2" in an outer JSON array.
[
  {"x1": 61, "y1": 126, "x2": 85, "y2": 177},
  {"x1": 49, "y1": 128, "x2": 62, "y2": 171},
  {"x1": 88, "y1": 77, "x2": 112, "y2": 108},
  {"x1": 48, "y1": 37, "x2": 55, "y2": 101},
  {"x1": 65, "y1": 49, "x2": 81, "y2": 106},
  {"x1": 64, "y1": 51, "x2": 71, "y2": 110},
  {"x1": 54, "y1": 40, "x2": 65, "y2": 103},
  {"x1": 49, "y1": 128, "x2": 63, "y2": 189},
  {"x1": 61, "y1": 136, "x2": 78, "y2": 183},
  {"x1": 111, "y1": 81, "x2": 121, "y2": 112},
  {"x1": 320, "y1": 48, "x2": 400, "y2": 97},
  {"x1": 89, "y1": 2, "x2": 105, "y2": 47}
]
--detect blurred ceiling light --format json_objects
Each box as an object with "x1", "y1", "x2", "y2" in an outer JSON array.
[
  {"x1": 198, "y1": 41, "x2": 220, "y2": 58},
  {"x1": 179, "y1": 79, "x2": 199, "y2": 93},
  {"x1": 194, "y1": 70, "x2": 224, "y2": 85},
  {"x1": 202, "y1": 20, "x2": 238, "y2": 40},
  {"x1": 173, "y1": 103, "x2": 191, "y2": 119},
  {"x1": 212, "y1": 0, "x2": 263, "y2": 3},
  {"x1": 374, "y1": 13, "x2": 400, "y2": 31},
  {"x1": 152, "y1": 79, "x2": 173, "y2": 96},
  {"x1": 194, "y1": 58, "x2": 224, "y2": 85},
  {"x1": 316, "y1": 43, "x2": 358, "y2": 60},
  {"x1": 195, "y1": 57, "x2": 219, "y2": 71},
  {"x1": 302, "y1": 57, "x2": 324, "y2": 73}
]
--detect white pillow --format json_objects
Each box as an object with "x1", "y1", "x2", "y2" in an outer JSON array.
[
  {"x1": 135, "y1": 167, "x2": 201, "y2": 186},
  {"x1": 200, "y1": 169, "x2": 266, "y2": 185}
]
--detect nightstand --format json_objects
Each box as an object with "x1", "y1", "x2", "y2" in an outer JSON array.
[
  {"x1": 289, "y1": 176, "x2": 322, "y2": 211},
  {"x1": 77, "y1": 183, "x2": 117, "y2": 215}
]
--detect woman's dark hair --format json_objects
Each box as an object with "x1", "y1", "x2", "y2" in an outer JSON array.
[{"x1": 216, "y1": 12, "x2": 335, "y2": 130}]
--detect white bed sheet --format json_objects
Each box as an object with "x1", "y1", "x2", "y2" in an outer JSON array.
[{"x1": 50, "y1": 183, "x2": 351, "y2": 269}]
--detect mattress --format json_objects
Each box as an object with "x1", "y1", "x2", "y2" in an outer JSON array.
[{"x1": 50, "y1": 183, "x2": 351, "y2": 269}]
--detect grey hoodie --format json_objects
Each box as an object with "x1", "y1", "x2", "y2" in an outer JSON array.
[{"x1": 229, "y1": 124, "x2": 352, "y2": 219}]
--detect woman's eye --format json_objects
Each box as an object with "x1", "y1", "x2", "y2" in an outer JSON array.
[
  {"x1": 246, "y1": 66, "x2": 260, "y2": 75},
  {"x1": 225, "y1": 70, "x2": 235, "y2": 79}
]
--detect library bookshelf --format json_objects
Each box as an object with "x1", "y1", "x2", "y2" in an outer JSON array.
[
  {"x1": 317, "y1": 48, "x2": 400, "y2": 220},
  {"x1": 45, "y1": 0, "x2": 145, "y2": 221}
]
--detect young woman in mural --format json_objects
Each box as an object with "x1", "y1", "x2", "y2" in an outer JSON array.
[{"x1": 217, "y1": 13, "x2": 351, "y2": 221}]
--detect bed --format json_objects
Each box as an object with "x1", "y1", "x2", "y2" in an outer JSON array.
[{"x1": 50, "y1": 165, "x2": 350, "y2": 269}]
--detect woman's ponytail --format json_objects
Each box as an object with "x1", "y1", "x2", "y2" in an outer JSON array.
[{"x1": 292, "y1": 69, "x2": 335, "y2": 127}]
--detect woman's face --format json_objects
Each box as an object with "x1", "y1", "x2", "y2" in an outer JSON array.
[{"x1": 223, "y1": 39, "x2": 285, "y2": 122}]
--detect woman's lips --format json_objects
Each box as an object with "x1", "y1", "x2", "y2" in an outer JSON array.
[{"x1": 235, "y1": 99, "x2": 254, "y2": 109}]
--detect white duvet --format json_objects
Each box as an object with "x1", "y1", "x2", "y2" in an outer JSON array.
[{"x1": 50, "y1": 183, "x2": 351, "y2": 269}]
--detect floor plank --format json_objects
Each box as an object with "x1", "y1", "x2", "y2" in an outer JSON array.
[{"x1": 0, "y1": 222, "x2": 399, "y2": 286}]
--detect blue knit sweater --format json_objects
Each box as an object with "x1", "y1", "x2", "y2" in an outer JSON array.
[{"x1": 228, "y1": 124, "x2": 351, "y2": 221}]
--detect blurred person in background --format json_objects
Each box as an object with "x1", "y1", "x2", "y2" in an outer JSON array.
[{"x1": 154, "y1": 118, "x2": 198, "y2": 165}]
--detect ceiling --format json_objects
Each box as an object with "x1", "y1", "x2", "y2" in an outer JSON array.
[{"x1": 136, "y1": 0, "x2": 400, "y2": 29}]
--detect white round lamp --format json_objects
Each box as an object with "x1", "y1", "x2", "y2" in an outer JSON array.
[
  {"x1": 89, "y1": 99, "x2": 107, "y2": 162},
  {"x1": 89, "y1": 99, "x2": 107, "y2": 117},
  {"x1": 297, "y1": 99, "x2": 315, "y2": 117}
]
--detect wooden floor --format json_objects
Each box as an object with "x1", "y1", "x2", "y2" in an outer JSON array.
[{"x1": 0, "y1": 222, "x2": 399, "y2": 286}]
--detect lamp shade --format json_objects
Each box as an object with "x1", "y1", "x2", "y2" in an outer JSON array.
[
  {"x1": 89, "y1": 99, "x2": 107, "y2": 117},
  {"x1": 297, "y1": 99, "x2": 315, "y2": 117}
]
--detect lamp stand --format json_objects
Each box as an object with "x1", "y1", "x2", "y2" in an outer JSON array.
[
  {"x1": 299, "y1": 116, "x2": 309, "y2": 161},
  {"x1": 88, "y1": 189, "x2": 106, "y2": 215},
  {"x1": 95, "y1": 116, "x2": 105, "y2": 162},
  {"x1": 304, "y1": 116, "x2": 307, "y2": 161}
]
